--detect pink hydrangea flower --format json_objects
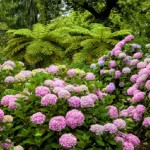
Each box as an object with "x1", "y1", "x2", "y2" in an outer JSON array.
[
  {"x1": 145, "y1": 80, "x2": 150, "y2": 90},
  {"x1": 35, "y1": 86, "x2": 50, "y2": 97},
  {"x1": 0, "y1": 139, "x2": 13, "y2": 150},
  {"x1": 49, "y1": 116, "x2": 66, "y2": 131},
  {"x1": 41, "y1": 94, "x2": 57, "y2": 106},
  {"x1": 130, "y1": 74, "x2": 138, "y2": 83},
  {"x1": 59, "y1": 133, "x2": 77, "y2": 149},
  {"x1": 127, "y1": 87, "x2": 137, "y2": 96},
  {"x1": 133, "y1": 52, "x2": 143, "y2": 59},
  {"x1": 8, "y1": 100, "x2": 18, "y2": 109},
  {"x1": 106, "y1": 83, "x2": 116, "y2": 93},
  {"x1": 88, "y1": 94, "x2": 98, "y2": 102},
  {"x1": 115, "y1": 70, "x2": 122, "y2": 79},
  {"x1": 0, "y1": 109, "x2": 4, "y2": 121},
  {"x1": 90, "y1": 124, "x2": 104, "y2": 135},
  {"x1": 119, "y1": 109, "x2": 128, "y2": 117},
  {"x1": 46, "y1": 65, "x2": 58, "y2": 74},
  {"x1": 85, "y1": 73, "x2": 95, "y2": 80},
  {"x1": 65, "y1": 85, "x2": 75, "y2": 92},
  {"x1": 67, "y1": 69, "x2": 76, "y2": 77},
  {"x1": 53, "y1": 87, "x2": 64, "y2": 94},
  {"x1": 58, "y1": 89, "x2": 71, "y2": 99},
  {"x1": 113, "y1": 119, "x2": 126, "y2": 129},
  {"x1": 1, "y1": 95, "x2": 16, "y2": 106},
  {"x1": 65, "y1": 109, "x2": 85, "y2": 129},
  {"x1": 122, "y1": 67, "x2": 131, "y2": 74},
  {"x1": 109, "y1": 60, "x2": 116, "y2": 68},
  {"x1": 137, "y1": 62, "x2": 147, "y2": 69},
  {"x1": 142, "y1": 117, "x2": 150, "y2": 127},
  {"x1": 80, "y1": 96, "x2": 94, "y2": 108},
  {"x1": 4, "y1": 76, "x2": 15, "y2": 83},
  {"x1": 124, "y1": 35, "x2": 134, "y2": 42},
  {"x1": 130, "y1": 59, "x2": 139, "y2": 66},
  {"x1": 44, "y1": 80, "x2": 54, "y2": 87},
  {"x1": 3, "y1": 60, "x2": 16, "y2": 68},
  {"x1": 123, "y1": 142, "x2": 134, "y2": 150},
  {"x1": 108, "y1": 106, "x2": 118, "y2": 118},
  {"x1": 30, "y1": 112, "x2": 46, "y2": 124},
  {"x1": 104, "y1": 123, "x2": 118, "y2": 134},
  {"x1": 132, "y1": 91, "x2": 145, "y2": 103},
  {"x1": 68, "y1": 96, "x2": 81, "y2": 108}
]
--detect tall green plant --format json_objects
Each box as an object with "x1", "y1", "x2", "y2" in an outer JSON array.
[{"x1": 4, "y1": 23, "x2": 64, "y2": 67}]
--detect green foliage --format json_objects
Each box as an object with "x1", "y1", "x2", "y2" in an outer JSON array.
[{"x1": 4, "y1": 23, "x2": 65, "y2": 67}]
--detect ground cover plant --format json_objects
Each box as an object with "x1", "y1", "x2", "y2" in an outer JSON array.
[{"x1": 0, "y1": 35, "x2": 150, "y2": 150}]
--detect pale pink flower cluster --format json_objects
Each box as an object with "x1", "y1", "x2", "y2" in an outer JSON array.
[
  {"x1": 109, "y1": 60, "x2": 116, "y2": 68},
  {"x1": 65, "y1": 109, "x2": 85, "y2": 129},
  {"x1": 104, "y1": 123, "x2": 118, "y2": 134},
  {"x1": 4, "y1": 76, "x2": 15, "y2": 83},
  {"x1": 108, "y1": 106, "x2": 118, "y2": 118},
  {"x1": 46, "y1": 65, "x2": 58, "y2": 74},
  {"x1": 49, "y1": 116, "x2": 66, "y2": 131},
  {"x1": 120, "y1": 105, "x2": 145, "y2": 121},
  {"x1": 41, "y1": 94, "x2": 57, "y2": 106},
  {"x1": 58, "y1": 89, "x2": 71, "y2": 99},
  {"x1": 68, "y1": 96, "x2": 81, "y2": 108},
  {"x1": 122, "y1": 67, "x2": 131, "y2": 74},
  {"x1": 113, "y1": 119, "x2": 126, "y2": 129},
  {"x1": 137, "y1": 62, "x2": 147, "y2": 69},
  {"x1": 59, "y1": 133, "x2": 77, "y2": 149},
  {"x1": 35, "y1": 86, "x2": 50, "y2": 97},
  {"x1": 1, "y1": 95, "x2": 17, "y2": 106},
  {"x1": 130, "y1": 59, "x2": 139, "y2": 66},
  {"x1": 0, "y1": 139, "x2": 13, "y2": 150},
  {"x1": 133, "y1": 52, "x2": 143, "y2": 59},
  {"x1": 80, "y1": 95, "x2": 94, "y2": 108},
  {"x1": 0, "y1": 109, "x2": 4, "y2": 121},
  {"x1": 30, "y1": 112, "x2": 46, "y2": 124},
  {"x1": 90, "y1": 124, "x2": 105, "y2": 135},
  {"x1": 115, "y1": 133, "x2": 140, "y2": 150},
  {"x1": 85, "y1": 72, "x2": 95, "y2": 80},
  {"x1": 106, "y1": 83, "x2": 116, "y2": 93},
  {"x1": 142, "y1": 117, "x2": 150, "y2": 127},
  {"x1": 67, "y1": 69, "x2": 76, "y2": 77},
  {"x1": 3, "y1": 60, "x2": 16, "y2": 68}
]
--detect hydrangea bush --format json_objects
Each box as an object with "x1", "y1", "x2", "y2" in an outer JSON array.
[{"x1": 0, "y1": 35, "x2": 150, "y2": 150}]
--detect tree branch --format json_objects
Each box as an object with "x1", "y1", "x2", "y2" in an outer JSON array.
[{"x1": 81, "y1": 0, "x2": 119, "y2": 21}]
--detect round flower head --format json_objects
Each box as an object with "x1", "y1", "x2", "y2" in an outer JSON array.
[
  {"x1": 124, "y1": 35, "x2": 134, "y2": 42},
  {"x1": 68, "y1": 96, "x2": 81, "y2": 108},
  {"x1": 90, "y1": 124, "x2": 104, "y2": 135},
  {"x1": 67, "y1": 69, "x2": 76, "y2": 77},
  {"x1": 100, "y1": 69, "x2": 105, "y2": 75},
  {"x1": 65, "y1": 85, "x2": 75, "y2": 92},
  {"x1": 123, "y1": 142, "x2": 134, "y2": 150},
  {"x1": 44, "y1": 80, "x2": 54, "y2": 87},
  {"x1": 4, "y1": 76, "x2": 15, "y2": 83},
  {"x1": 113, "y1": 119, "x2": 126, "y2": 129},
  {"x1": 80, "y1": 96, "x2": 94, "y2": 108},
  {"x1": 30, "y1": 112, "x2": 46, "y2": 124},
  {"x1": 98, "y1": 60, "x2": 105, "y2": 66},
  {"x1": 130, "y1": 74, "x2": 138, "y2": 83},
  {"x1": 109, "y1": 60, "x2": 116, "y2": 68},
  {"x1": 1, "y1": 139, "x2": 13, "y2": 150},
  {"x1": 145, "y1": 80, "x2": 150, "y2": 91},
  {"x1": 122, "y1": 67, "x2": 131, "y2": 74},
  {"x1": 85, "y1": 72, "x2": 95, "y2": 80},
  {"x1": 3, "y1": 115, "x2": 13, "y2": 123},
  {"x1": 35, "y1": 86, "x2": 50, "y2": 97},
  {"x1": 65, "y1": 109, "x2": 85, "y2": 129},
  {"x1": 14, "y1": 145, "x2": 24, "y2": 150},
  {"x1": 46, "y1": 65, "x2": 58, "y2": 74},
  {"x1": 137, "y1": 62, "x2": 147, "y2": 69},
  {"x1": 108, "y1": 106, "x2": 118, "y2": 118},
  {"x1": 118, "y1": 52, "x2": 126, "y2": 58},
  {"x1": 142, "y1": 117, "x2": 150, "y2": 127},
  {"x1": 88, "y1": 94, "x2": 98, "y2": 102},
  {"x1": 59, "y1": 133, "x2": 77, "y2": 149},
  {"x1": 131, "y1": 44, "x2": 141, "y2": 50},
  {"x1": 130, "y1": 59, "x2": 139, "y2": 66},
  {"x1": 104, "y1": 123, "x2": 118, "y2": 134},
  {"x1": 120, "y1": 109, "x2": 128, "y2": 117},
  {"x1": 0, "y1": 109, "x2": 4, "y2": 121},
  {"x1": 132, "y1": 91, "x2": 145, "y2": 103},
  {"x1": 106, "y1": 83, "x2": 116, "y2": 93},
  {"x1": 133, "y1": 52, "x2": 143, "y2": 59},
  {"x1": 41, "y1": 94, "x2": 57, "y2": 106},
  {"x1": 49, "y1": 116, "x2": 66, "y2": 131},
  {"x1": 58, "y1": 89, "x2": 71, "y2": 99},
  {"x1": 1, "y1": 95, "x2": 16, "y2": 106},
  {"x1": 3, "y1": 60, "x2": 16, "y2": 68},
  {"x1": 115, "y1": 70, "x2": 121, "y2": 79},
  {"x1": 136, "y1": 105, "x2": 145, "y2": 114}
]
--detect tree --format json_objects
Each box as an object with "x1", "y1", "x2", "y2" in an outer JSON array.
[{"x1": 4, "y1": 23, "x2": 64, "y2": 67}]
